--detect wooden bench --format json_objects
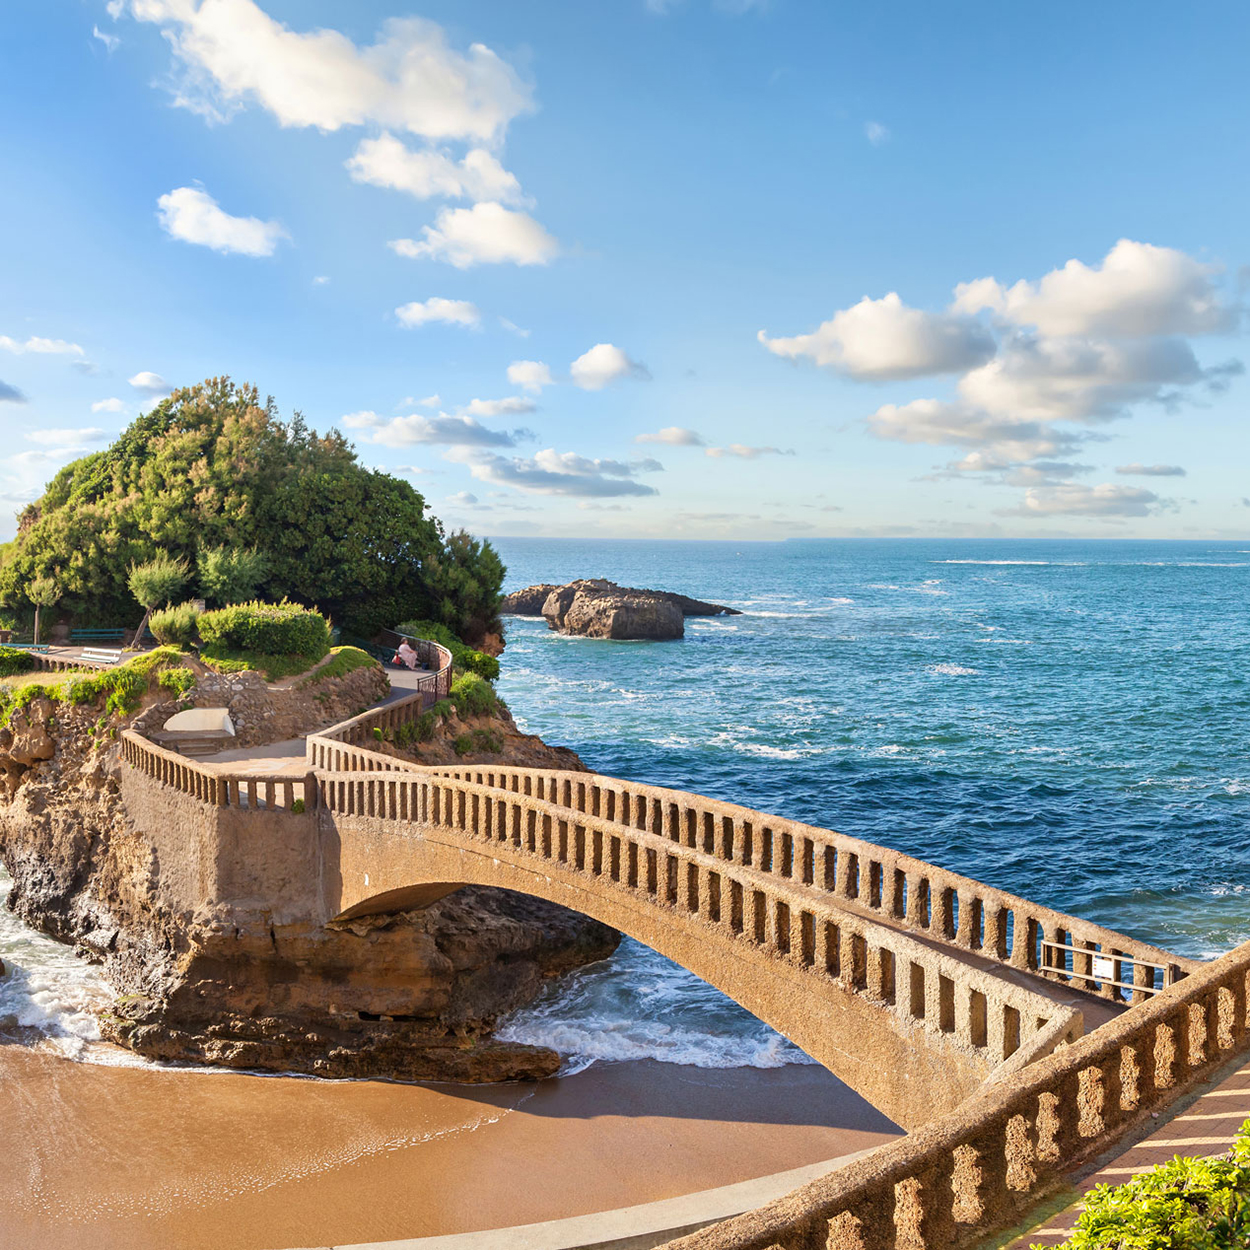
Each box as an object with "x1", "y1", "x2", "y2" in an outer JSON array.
[
  {"x1": 71, "y1": 628, "x2": 127, "y2": 644},
  {"x1": 81, "y1": 648, "x2": 123, "y2": 665}
]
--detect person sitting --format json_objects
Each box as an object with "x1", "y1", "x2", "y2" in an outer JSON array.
[{"x1": 395, "y1": 639, "x2": 419, "y2": 670}]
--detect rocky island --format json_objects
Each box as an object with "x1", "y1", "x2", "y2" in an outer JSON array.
[{"x1": 503, "y1": 578, "x2": 740, "y2": 640}]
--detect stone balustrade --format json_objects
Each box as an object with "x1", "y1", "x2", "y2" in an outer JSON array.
[
  {"x1": 429, "y1": 764, "x2": 1194, "y2": 1005},
  {"x1": 318, "y1": 768, "x2": 1082, "y2": 1087},
  {"x1": 121, "y1": 731, "x2": 315, "y2": 811},
  {"x1": 663, "y1": 933, "x2": 1250, "y2": 1250}
]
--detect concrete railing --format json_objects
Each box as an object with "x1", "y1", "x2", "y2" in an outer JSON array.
[
  {"x1": 121, "y1": 731, "x2": 316, "y2": 812},
  {"x1": 306, "y1": 638, "x2": 454, "y2": 762},
  {"x1": 318, "y1": 768, "x2": 1082, "y2": 1083},
  {"x1": 428, "y1": 764, "x2": 1194, "y2": 1005},
  {"x1": 663, "y1": 934, "x2": 1250, "y2": 1250}
]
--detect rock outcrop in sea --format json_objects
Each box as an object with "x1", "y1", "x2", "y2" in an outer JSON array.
[
  {"x1": 0, "y1": 662, "x2": 616, "y2": 1082},
  {"x1": 503, "y1": 579, "x2": 740, "y2": 641}
]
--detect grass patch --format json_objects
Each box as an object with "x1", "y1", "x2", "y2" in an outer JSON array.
[
  {"x1": 298, "y1": 646, "x2": 378, "y2": 687},
  {"x1": 453, "y1": 728, "x2": 502, "y2": 756},
  {"x1": 199, "y1": 641, "x2": 329, "y2": 682},
  {"x1": 0, "y1": 646, "x2": 195, "y2": 727}
]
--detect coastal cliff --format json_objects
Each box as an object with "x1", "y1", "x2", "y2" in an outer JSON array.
[
  {"x1": 503, "y1": 578, "x2": 740, "y2": 641},
  {"x1": 0, "y1": 666, "x2": 617, "y2": 1082}
]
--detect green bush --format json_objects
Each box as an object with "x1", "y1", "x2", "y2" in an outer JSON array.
[
  {"x1": 0, "y1": 646, "x2": 34, "y2": 678},
  {"x1": 198, "y1": 600, "x2": 330, "y2": 659},
  {"x1": 149, "y1": 601, "x2": 202, "y2": 648},
  {"x1": 452, "y1": 728, "x2": 503, "y2": 757},
  {"x1": 197, "y1": 545, "x2": 269, "y2": 606},
  {"x1": 450, "y1": 672, "x2": 496, "y2": 718},
  {"x1": 394, "y1": 618, "x2": 499, "y2": 682},
  {"x1": 1038, "y1": 1120, "x2": 1250, "y2": 1249},
  {"x1": 157, "y1": 666, "x2": 197, "y2": 698}
]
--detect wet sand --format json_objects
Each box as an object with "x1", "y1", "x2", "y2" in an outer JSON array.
[{"x1": 0, "y1": 1044, "x2": 900, "y2": 1250}]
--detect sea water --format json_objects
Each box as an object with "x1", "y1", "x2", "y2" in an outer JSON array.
[
  {"x1": 496, "y1": 538, "x2": 1250, "y2": 1068},
  {"x1": 3, "y1": 538, "x2": 1247, "y2": 1073}
]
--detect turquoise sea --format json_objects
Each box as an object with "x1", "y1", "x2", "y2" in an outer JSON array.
[{"x1": 495, "y1": 538, "x2": 1250, "y2": 1069}]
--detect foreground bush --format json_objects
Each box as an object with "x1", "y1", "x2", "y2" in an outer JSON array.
[
  {"x1": 0, "y1": 645, "x2": 35, "y2": 678},
  {"x1": 198, "y1": 600, "x2": 330, "y2": 659},
  {"x1": 149, "y1": 601, "x2": 201, "y2": 648},
  {"x1": 449, "y1": 672, "x2": 497, "y2": 718},
  {"x1": 395, "y1": 618, "x2": 499, "y2": 682},
  {"x1": 1039, "y1": 1120, "x2": 1250, "y2": 1249}
]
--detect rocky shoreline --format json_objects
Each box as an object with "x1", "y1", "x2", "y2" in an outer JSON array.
[
  {"x1": 503, "y1": 578, "x2": 740, "y2": 640},
  {"x1": 0, "y1": 659, "x2": 617, "y2": 1082}
]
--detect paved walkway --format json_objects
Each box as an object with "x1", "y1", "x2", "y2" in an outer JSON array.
[{"x1": 1006, "y1": 1052, "x2": 1250, "y2": 1247}]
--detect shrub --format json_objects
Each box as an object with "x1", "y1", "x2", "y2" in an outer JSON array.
[
  {"x1": 290, "y1": 798, "x2": 306, "y2": 815},
  {"x1": 0, "y1": 646, "x2": 34, "y2": 678},
  {"x1": 197, "y1": 545, "x2": 269, "y2": 606},
  {"x1": 394, "y1": 618, "x2": 499, "y2": 682},
  {"x1": 452, "y1": 728, "x2": 503, "y2": 756},
  {"x1": 198, "y1": 600, "x2": 330, "y2": 659},
  {"x1": 150, "y1": 601, "x2": 202, "y2": 648},
  {"x1": 157, "y1": 667, "x2": 197, "y2": 698},
  {"x1": 450, "y1": 672, "x2": 496, "y2": 718},
  {"x1": 1038, "y1": 1120, "x2": 1250, "y2": 1249}
]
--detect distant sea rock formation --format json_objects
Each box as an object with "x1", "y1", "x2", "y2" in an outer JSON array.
[{"x1": 502, "y1": 579, "x2": 740, "y2": 641}]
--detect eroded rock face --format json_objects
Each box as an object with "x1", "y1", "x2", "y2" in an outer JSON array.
[
  {"x1": 0, "y1": 680, "x2": 618, "y2": 1082},
  {"x1": 503, "y1": 579, "x2": 740, "y2": 640}
]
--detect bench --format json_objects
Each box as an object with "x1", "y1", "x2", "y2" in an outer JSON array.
[
  {"x1": 2, "y1": 642, "x2": 49, "y2": 652},
  {"x1": 71, "y1": 628, "x2": 127, "y2": 644},
  {"x1": 81, "y1": 648, "x2": 123, "y2": 666}
]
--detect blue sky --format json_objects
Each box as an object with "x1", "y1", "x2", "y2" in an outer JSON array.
[{"x1": 1, "y1": 0, "x2": 1248, "y2": 542}]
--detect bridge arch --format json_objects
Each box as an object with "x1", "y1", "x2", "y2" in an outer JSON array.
[{"x1": 320, "y1": 769, "x2": 1075, "y2": 1131}]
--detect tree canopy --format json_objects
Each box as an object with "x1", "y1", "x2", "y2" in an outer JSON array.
[{"x1": 0, "y1": 377, "x2": 504, "y2": 641}]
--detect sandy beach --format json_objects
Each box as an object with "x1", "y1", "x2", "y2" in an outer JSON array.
[{"x1": 0, "y1": 1044, "x2": 899, "y2": 1250}]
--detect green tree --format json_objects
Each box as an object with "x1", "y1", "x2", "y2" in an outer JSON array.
[
  {"x1": 26, "y1": 574, "x2": 60, "y2": 645},
  {"x1": 127, "y1": 554, "x2": 190, "y2": 648},
  {"x1": 0, "y1": 377, "x2": 503, "y2": 639},
  {"x1": 197, "y1": 546, "x2": 269, "y2": 606}
]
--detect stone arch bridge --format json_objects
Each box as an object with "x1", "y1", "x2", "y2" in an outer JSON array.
[{"x1": 117, "y1": 639, "x2": 1245, "y2": 1250}]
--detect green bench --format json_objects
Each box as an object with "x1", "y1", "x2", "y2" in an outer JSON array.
[{"x1": 71, "y1": 628, "x2": 127, "y2": 644}]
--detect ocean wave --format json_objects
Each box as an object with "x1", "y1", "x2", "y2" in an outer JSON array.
[
  {"x1": 927, "y1": 663, "x2": 981, "y2": 676},
  {"x1": 497, "y1": 938, "x2": 815, "y2": 1071}
]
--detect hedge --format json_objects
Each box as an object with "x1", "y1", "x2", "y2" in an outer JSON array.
[
  {"x1": 197, "y1": 600, "x2": 330, "y2": 659},
  {"x1": 0, "y1": 646, "x2": 35, "y2": 678},
  {"x1": 150, "y1": 601, "x2": 201, "y2": 648}
]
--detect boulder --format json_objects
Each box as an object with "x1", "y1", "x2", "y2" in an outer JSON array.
[
  {"x1": 542, "y1": 584, "x2": 686, "y2": 640},
  {"x1": 503, "y1": 579, "x2": 740, "y2": 638}
]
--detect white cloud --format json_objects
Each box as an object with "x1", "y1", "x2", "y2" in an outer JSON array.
[
  {"x1": 705, "y1": 444, "x2": 794, "y2": 459},
  {"x1": 0, "y1": 380, "x2": 26, "y2": 403},
  {"x1": 312, "y1": 275, "x2": 330, "y2": 285},
  {"x1": 93, "y1": 24, "x2": 120, "y2": 52},
  {"x1": 635, "y1": 426, "x2": 704, "y2": 446},
  {"x1": 867, "y1": 399, "x2": 1081, "y2": 464},
  {"x1": 865, "y1": 121, "x2": 890, "y2": 145},
  {"x1": 956, "y1": 333, "x2": 1217, "y2": 422},
  {"x1": 123, "y1": 3, "x2": 532, "y2": 143},
  {"x1": 460, "y1": 396, "x2": 535, "y2": 417},
  {"x1": 346, "y1": 132, "x2": 525, "y2": 205},
  {"x1": 1115, "y1": 463, "x2": 1187, "y2": 477},
  {"x1": 0, "y1": 335, "x2": 85, "y2": 357},
  {"x1": 394, "y1": 297, "x2": 481, "y2": 329},
  {"x1": 1001, "y1": 482, "x2": 1162, "y2": 518},
  {"x1": 500, "y1": 318, "x2": 530, "y2": 337},
  {"x1": 570, "y1": 343, "x2": 650, "y2": 390},
  {"x1": 446, "y1": 490, "x2": 479, "y2": 505},
  {"x1": 759, "y1": 293, "x2": 995, "y2": 381},
  {"x1": 25, "y1": 428, "x2": 107, "y2": 447},
  {"x1": 91, "y1": 397, "x2": 126, "y2": 413},
  {"x1": 951, "y1": 239, "x2": 1239, "y2": 338},
  {"x1": 389, "y1": 202, "x2": 558, "y2": 268},
  {"x1": 129, "y1": 371, "x2": 170, "y2": 396},
  {"x1": 448, "y1": 446, "x2": 660, "y2": 498},
  {"x1": 346, "y1": 411, "x2": 522, "y2": 448},
  {"x1": 157, "y1": 186, "x2": 288, "y2": 257},
  {"x1": 507, "y1": 360, "x2": 553, "y2": 394}
]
